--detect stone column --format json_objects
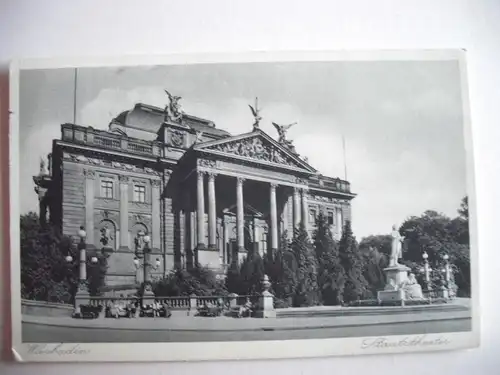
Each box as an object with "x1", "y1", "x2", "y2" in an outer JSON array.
[
  {"x1": 118, "y1": 175, "x2": 129, "y2": 250},
  {"x1": 336, "y1": 207, "x2": 343, "y2": 238},
  {"x1": 83, "y1": 169, "x2": 96, "y2": 245},
  {"x1": 293, "y1": 187, "x2": 301, "y2": 230},
  {"x1": 236, "y1": 177, "x2": 245, "y2": 252},
  {"x1": 151, "y1": 179, "x2": 161, "y2": 251},
  {"x1": 301, "y1": 189, "x2": 309, "y2": 230},
  {"x1": 223, "y1": 215, "x2": 229, "y2": 265},
  {"x1": 270, "y1": 183, "x2": 278, "y2": 252},
  {"x1": 207, "y1": 172, "x2": 217, "y2": 250},
  {"x1": 253, "y1": 217, "x2": 260, "y2": 255},
  {"x1": 196, "y1": 171, "x2": 206, "y2": 250}
]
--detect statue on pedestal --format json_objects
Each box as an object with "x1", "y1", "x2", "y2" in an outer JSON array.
[
  {"x1": 272, "y1": 122, "x2": 296, "y2": 149},
  {"x1": 389, "y1": 225, "x2": 404, "y2": 266}
]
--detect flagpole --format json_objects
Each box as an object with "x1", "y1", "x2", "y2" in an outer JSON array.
[
  {"x1": 342, "y1": 134, "x2": 347, "y2": 181},
  {"x1": 73, "y1": 68, "x2": 77, "y2": 124}
]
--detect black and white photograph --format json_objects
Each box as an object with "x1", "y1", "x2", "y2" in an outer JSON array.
[{"x1": 9, "y1": 51, "x2": 478, "y2": 362}]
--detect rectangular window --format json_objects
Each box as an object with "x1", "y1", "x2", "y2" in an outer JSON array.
[
  {"x1": 100, "y1": 180, "x2": 114, "y2": 198},
  {"x1": 327, "y1": 211, "x2": 334, "y2": 225},
  {"x1": 133, "y1": 185, "x2": 146, "y2": 203}
]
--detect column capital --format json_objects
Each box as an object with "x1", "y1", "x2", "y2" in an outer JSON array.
[
  {"x1": 236, "y1": 176, "x2": 245, "y2": 185},
  {"x1": 197, "y1": 170, "x2": 206, "y2": 179},
  {"x1": 151, "y1": 179, "x2": 162, "y2": 187},
  {"x1": 270, "y1": 182, "x2": 278, "y2": 190},
  {"x1": 118, "y1": 175, "x2": 129, "y2": 183},
  {"x1": 83, "y1": 169, "x2": 96, "y2": 180},
  {"x1": 207, "y1": 172, "x2": 217, "y2": 181}
]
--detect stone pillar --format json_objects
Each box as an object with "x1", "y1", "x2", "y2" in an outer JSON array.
[
  {"x1": 293, "y1": 187, "x2": 301, "y2": 230},
  {"x1": 270, "y1": 183, "x2": 278, "y2": 252},
  {"x1": 336, "y1": 207, "x2": 343, "y2": 238},
  {"x1": 207, "y1": 172, "x2": 217, "y2": 250},
  {"x1": 196, "y1": 171, "x2": 206, "y2": 250},
  {"x1": 151, "y1": 180, "x2": 161, "y2": 251},
  {"x1": 83, "y1": 169, "x2": 96, "y2": 246},
  {"x1": 301, "y1": 189, "x2": 309, "y2": 230},
  {"x1": 253, "y1": 217, "x2": 260, "y2": 255},
  {"x1": 118, "y1": 175, "x2": 129, "y2": 250},
  {"x1": 223, "y1": 215, "x2": 229, "y2": 264},
  {"x1": 256, "y1": 275, "x2": 276, "y2": 318},
  {"x1": 236, "y1": 177, "x2": 245, "y2": 252}
]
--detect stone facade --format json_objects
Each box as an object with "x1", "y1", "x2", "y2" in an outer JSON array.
[{"x1": 34, "y1": 102, "x2": 356, "y2": 291}]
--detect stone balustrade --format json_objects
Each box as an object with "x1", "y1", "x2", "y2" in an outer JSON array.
[{"x1": 61, "y1": 123, "x2": 161, "y2": 157}]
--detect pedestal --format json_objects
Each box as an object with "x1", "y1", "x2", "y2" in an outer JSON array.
[
  {"x1": 377, "y1": 264, "x2": 410, "y2": 305},
  {"x1": 74, "y1": 288, "x2": 90, "y2": 315},
  {"x1": 142, "y1": 285, "x2": 155, "y2": 307},
  {"x1": 255, "y1": 291, "x2": 276, "y2": 318}
]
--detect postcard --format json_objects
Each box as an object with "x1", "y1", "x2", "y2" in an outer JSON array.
[{"x1": 7, "y1": 50, "x2": 479, "y2": 362}]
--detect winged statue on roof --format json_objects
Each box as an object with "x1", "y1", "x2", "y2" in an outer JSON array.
[
  {"x1": 164, "y1": 89, "x2": 184, "y2": 122},
  {"x1": 248, "y1": 97, "x2": 262, "y2": 130},
  {"x1": 272, "y1": 122, "x2": 297, "y2": 145}
]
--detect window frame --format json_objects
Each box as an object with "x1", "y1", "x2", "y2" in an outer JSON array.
[
  {"x1": 133, "y1": 184, "x2": 147, "y2": 203},
  {"x1": 100, "y1": 179, "x2": 114, "y2": 199}
]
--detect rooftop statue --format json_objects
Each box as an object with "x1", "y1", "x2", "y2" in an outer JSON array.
[
  {"x1": 272, "y1": 122, "x2": 296, "y2": 148},
  {"x1": 39, "y1": 157, "x2": 49, "y2": 175},
  {"x1": 248, "y1": 97, "x2": 262, "y2": 130},
  {"x1": 164, "y1": 89, "x2": 184, "y2": 122}
]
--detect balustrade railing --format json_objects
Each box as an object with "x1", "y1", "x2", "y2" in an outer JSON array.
[{"x1": 61, "y1": 123, "x2": 160, "y2": 157}]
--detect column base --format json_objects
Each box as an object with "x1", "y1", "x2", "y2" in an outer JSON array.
[
  {"x1": 238, "y1": 246, "x2": 246, "y2": 253},
  {"x1": 207, "y1": 244, "x2": 218, "y2": 251},
  {"x1": 196, "y1": 243, "x2": 207, "y2": 250}
]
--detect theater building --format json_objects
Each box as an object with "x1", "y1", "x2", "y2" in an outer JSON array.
[{"x1": 33, "y1": 99, "x2": 355, "y2": 290}]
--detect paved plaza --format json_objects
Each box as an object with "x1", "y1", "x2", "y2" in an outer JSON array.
[{"x1": 22, "y1": 307, "x2": 472, "y2": 343}]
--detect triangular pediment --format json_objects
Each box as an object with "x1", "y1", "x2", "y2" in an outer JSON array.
[{"x1": 193, "y1": 130, "x2": 316, "y2": 173}]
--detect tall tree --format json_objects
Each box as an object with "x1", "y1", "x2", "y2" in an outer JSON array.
[
  {"x1": 291, "y1": 225, "x2": 320, "y2": 306},
  {"x1": 313, "y1": 212, "x2": 345, "y2": 305},
  {"x1": 338, "y1": 220, "x2": 367, "y2": 303}
]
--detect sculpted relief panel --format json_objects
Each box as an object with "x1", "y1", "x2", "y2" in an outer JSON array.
[{"x1": 206, "y1": 136, "x2": 299, "y2": 168}]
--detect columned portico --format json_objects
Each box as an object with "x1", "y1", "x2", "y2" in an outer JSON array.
[
  {"x1": 301, "y1": 189, "x2": 309, "y2": 230},
  {"x1": 270, "y1": 183, "x2": 278, "y2": 252},
  {"x1": 293, "y1": 187, "x2": 301, "y2": 229},
  {"x1": 236, "y1": 177, "x2": 245, "y2": 252},
  {"x1": 196, "y1": 171, "x2": 206, "y2": 250},
  {"x1": 207, "y1": 172, "x2": 217, "y2": 250}
]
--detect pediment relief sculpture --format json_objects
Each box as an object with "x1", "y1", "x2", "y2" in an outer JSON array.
[{"x1": 206, "y1": 136, "x2": 299, "y2": 168}]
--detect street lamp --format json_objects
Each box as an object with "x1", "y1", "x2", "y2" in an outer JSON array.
[
  {"x1": 422, "y1": 251, "x2": 432, "y2": 291},
  {"x1": 133, "y1": 231, "x2": 160, "y2": 285},
  {"x1": 66, "y1": 226, "x2": 99, "y2": 315}
]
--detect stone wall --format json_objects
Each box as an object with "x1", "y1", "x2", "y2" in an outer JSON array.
[{"x1": 21, "y1": 299, "x2": 73, "y2": 317}]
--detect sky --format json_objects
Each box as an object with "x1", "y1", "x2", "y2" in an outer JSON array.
[{"x1": 18, "y1": 60, "x2": 467, "y2": 239}]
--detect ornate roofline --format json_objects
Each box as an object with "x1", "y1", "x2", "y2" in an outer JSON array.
[{"x1": 193, "y1": 129, "x2": 317, "y2": 174}]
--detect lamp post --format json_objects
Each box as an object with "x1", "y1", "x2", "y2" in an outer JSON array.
[
  {"x1": 420, "y1": 251, "x2": 432, "y2": 292},
  {"x1": 133, "y1": 230, "x2": 160, "y2": 285},
  {"x1": 66, "y1": 226, "x2": 98, "y2": 316}
]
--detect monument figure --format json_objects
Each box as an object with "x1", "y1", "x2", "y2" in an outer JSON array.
[
  {"x1": 248, "y1": 97, "x2": 262, "y2": 130},
  {"x1": 39, "y1": 157, "x2": 49, "y2": 175},
  {"x1": 164, "y1": 89, "x2": 184, "y2": 122},
  {"x1": 389, "y1": 225, "x2": 404, "y2": 266},
  {"x1": 100, "y1": 226, "x2": 113, "y2": 247},
  {"x1": 401, "y1": 272, "x2": 424, "y2": 300},
  {"x1": 272, "y1": 122, "x2": 296, "y2": 146}
]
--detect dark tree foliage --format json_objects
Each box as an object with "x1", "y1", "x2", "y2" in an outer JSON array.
[
  {"x1": 338, "y1": 220, "x2": 368, "y2": 303},
  {"x1": 153, "y1": 265, "x2": 227, "y2": 296},
  {"x1": 291, "y1": 225, "x2": 320, "y2": 307},
  {"x1": 20, "y1": 212, "x2": 107, "y2": 303},
  {"x1": 398, "y1": 196, "x2": 471, "y2": 297},
  {"x1": 238, "y1": 249, "x2": 266, "y2": 295},
  {"x1": 313, "y1": 213, "x2": 345, "y2": 305},
  {"x1": 265, "y1": 232, "x2": 297, "y2": 307},
  {"x1": 359, "y1": 235, "x2": 392, "y2": 256},
  {"x1": 361, "y1": 247, "x2": 388, "y2": 298}
]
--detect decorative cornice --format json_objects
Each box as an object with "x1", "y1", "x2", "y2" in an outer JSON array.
[{"x1": 197, "y1": 159, "x2": 216, "y2": 168}]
